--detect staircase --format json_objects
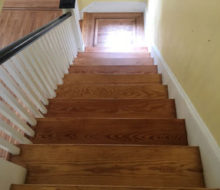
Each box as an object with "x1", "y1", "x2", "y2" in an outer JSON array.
[{"x1": 10, "y1": 50, "x2": 211, "y2": 190}]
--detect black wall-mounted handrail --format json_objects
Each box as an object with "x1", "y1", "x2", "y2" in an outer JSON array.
[{"x1": 0, "y1": 12, "x2": 72, "y2": 65}]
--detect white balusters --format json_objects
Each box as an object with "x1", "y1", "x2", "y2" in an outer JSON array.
[
  {"x1": 9, "y1": 56, "x2": 49, "y2": 108},
  {"x1": 0, "y1": 12, "x2": 84, "y2": 168},
  {"x1": 23, "y1": 49, "x2": 56, "y2": 98},
  {"x1": 0, "y1": 67, "x2": 42, "y2": 117},
  {"x1": 0, "y1": 11, "x2": 85, "y2": 190},
  {"x1": 0, "y1": 138, "x2": 20, "y2": 155},
  {"x1": 0, "y1": 101, "x2": 35, "y2": 137},
  {"x1": 0, "y1": 120, "x2": 32, "y2": 144},
  {"x1": 17, "y1": 52, "x2": 51, "y2": 99},
  {"x1": 0, "y1": 82, "x2": 36, "y2": 126}
]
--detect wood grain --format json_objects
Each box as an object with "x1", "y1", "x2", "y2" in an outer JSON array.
[
  {"x1": 55, "y1": 84, "x2": 168, "y2": 99},
  {"x1": 0, "y1": 9, "x2": 61, "y2": 48},
  {"x1": 69, "y1": 65, "x2": 157, "y2": 74},
  {"x1": 12, "y1": 185, "x2": 218, "y2": 190},
  {"x1": 45, "y1": 99, "x2": 176, "y2": 119},
  {"x1": 77, "y1": 53, "x2": 151, "y2": 59},
  {"x1": 32, "y1": 118, "x2": 187, "y2": 145},
  {"x1": 61, "y1": 74, "x2": 162, "y2": 84},
  {"x1": 74, "y1": 58, "x2": 153, "y2": 66},
  {"x1": 10, "y1": 144, "x2": 204, "y2": 187},
  {"x1": 1, "y1": 8, "x2": 206, "y2": 189},
  {"x1": 3, "y1": 0, "x2": 60, "y2": 9},
  {"x1": 85, "y1": 47, "x2": 149, "y2": 53}
]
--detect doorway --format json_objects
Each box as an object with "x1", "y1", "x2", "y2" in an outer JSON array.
[{"x1": 82, "y1": 13, "x2": 145, "y2": 52}]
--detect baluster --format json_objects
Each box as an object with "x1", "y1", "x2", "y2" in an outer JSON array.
[
  {"x1": 57, "y1": 25, "x2": 71, "y2": 65},
  {"x1": 44, "y1": 32, "x2": 67, "y2": 76},
  {"x1": 37, "y1": 36, "x2": 63, "y2": 85},
  {"x1": 0, "y1": 137, "x2": 20, "y2": 155},
  {"x1": 0, "y1": 101, "x2": 35, "y2": 137},
  {"x1": 17, "y1": 53, "x2": 50, "y2": 99},
  {"x1": 0, "y1": 120, "x2": 32, "y2": 144},
  {"x1": 22, "y1": 49, "x2": 56, "y2": 98},
  {"x1": 5, "y1": 58, "x2": 48, "y2": 112},
  {"x1": 65, "y1": 19, "x2": 78, "y2": 58},
  {"x1": 0, "y1": 67, "x2": 42, "y2": 117},
  {"x1": 60, "y1": 22, "x2": 73, "y2": 62},
  {"x1": 47, "y1": 30, "x2": 69, "y2": 74},
  {"x1": 0, "y1": 82, "x2": 36, "y2": 127},
  {"x1": 29, "y1": 43, "x2": 57, "y2": 90},
  {"x1": 53, "y1": 27, "x2": 70, "y2": 68}
]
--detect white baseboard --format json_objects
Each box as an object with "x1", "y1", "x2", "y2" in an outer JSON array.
[{"x1": 151, "y1": 45, "x2": 220, "y2": 187}]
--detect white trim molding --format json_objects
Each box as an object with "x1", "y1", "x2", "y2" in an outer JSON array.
[
  {"x1": 151, "y1": 45, "x2": 220, "y2": 188},
  {"x1": 0, "y1": 158, "x2": 26, "y2": 190},
  {"x1": 80, "y1": 1, "x2": 146, "y2": 19}
]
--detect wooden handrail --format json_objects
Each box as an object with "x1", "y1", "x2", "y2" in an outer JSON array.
[{"x1": 0, "y1": 12, "x2": 72, "y2": 65}]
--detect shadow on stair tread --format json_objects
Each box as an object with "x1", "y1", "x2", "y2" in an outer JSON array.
[
  {"x1": 69, "y1": 65, "x2": 158, "y2": 74},
  {"x1": 55, "y1": 84, "x2": 168, "y2": 99},
  {"x1": 45, "y1": 99, "x2": 176, "y2": 119},
  {"x1": 31, "y1": 118, "x2": 187, "y2": 145}
]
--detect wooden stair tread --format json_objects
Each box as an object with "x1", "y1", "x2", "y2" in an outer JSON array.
[
  {"x1": 69, "y1": 65, "x2": 158, "y2": 74},
  {"x1": 85, "y1": 46, "x2": 149, "y2": 53},
  {"x1": 77, "y1": 52, "x2": 151, "y2": 59},
  {"x1": 55, "y1": 84, "x2": 168, "y2": 99},
  {"x1": 9, "y1": 49, "x2": 208, "y2": 189},
  {"x1": 32, "y1": 118, "x2": 187, "y2": 145},
  {"x1": 12, "y1": 184, "x2": 219, "y2": 190},
  {"x1": 10, "y1": 144, "x2": 204, "y2": 187},
  {"x1": 74, "y1": 58, "x2": 153, "y2": 65},
  {"x1": 62, "y1": 74, "x2": 162, "y2": 84},
  {"x1": 46, "y1": 99, "x2": 176, "y2": 119}
]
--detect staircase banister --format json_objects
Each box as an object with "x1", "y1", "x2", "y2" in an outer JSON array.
[{"x1": 0, "y1": 12, "x2": 72, "y2": 65}]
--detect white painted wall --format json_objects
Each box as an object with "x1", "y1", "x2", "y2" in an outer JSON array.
[
  {"x1": 80, "y1": 1, "x2": 146, "y2": 19},
  {"x1": 0, "y1": 159, "x2": 26, "y2": 190}
]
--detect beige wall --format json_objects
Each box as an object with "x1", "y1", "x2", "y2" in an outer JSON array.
[
  {"x1": 0, "y1": 0, "x2": 4, "y2": 12},
  {"x1": 78, "y1": 0, "x2": 146, "y2": 10},
  {"x1": 147, "y1": 0, "x2": 220, "y2": 145}
]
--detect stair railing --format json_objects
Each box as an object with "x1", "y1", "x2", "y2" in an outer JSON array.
[{"x1": 0, "y1": 10, "x2": 83, "y2": 190}]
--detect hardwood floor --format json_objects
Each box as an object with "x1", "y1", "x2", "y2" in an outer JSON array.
[
  {"x1": 61, "y1": 73, "x2": 162, "y2": 84},
  {"x1": 32, "y1": 118, "x2": 187, "y2": 145},
  {"x1": 74, "y1": 57, "x2": 154, "y2": 65},
  {"x1": 55, "y1": 84, "x2": 168, "y2": 99},
  {"x1": 77, "y1": 52, "x2": 151, "y2": 58},
  {"x1": 12, "y1": 185, "x2": 219, "y2": 190},
  {"x1": 11, "y1": 145, "x2": 204, "y2": 187},
  {"x1": 45, "y1": 99, "x2": 176, "y2": 119},
  {"x1": 0, "y1": 0, "x2": 61, "y2": 49},
  {"x1": 3, "y1": 0, "x2": 60, "y2": 9},
  {"x1": 10, "y1": 15, "x2": 209, "y2": 190},
  {"x1": 69, "y1": 65, "x2": 158, "y2": 74}
]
